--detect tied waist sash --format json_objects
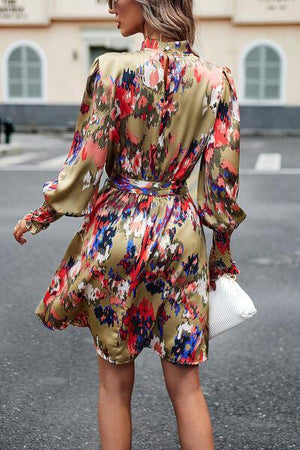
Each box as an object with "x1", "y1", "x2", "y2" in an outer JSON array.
[{"x1": 106, "y1": 173, "x2": 189, "y2": 196}]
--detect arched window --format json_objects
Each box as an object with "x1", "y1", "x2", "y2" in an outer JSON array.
[
  {"x1": 244, "y1": 44, "x2": 282, "y2": 101},
  {"x1": 4, "y1": 41, "x2": 46, "y2": 102}
]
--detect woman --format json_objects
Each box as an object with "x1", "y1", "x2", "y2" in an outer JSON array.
[{"x1": 13, "y1": 0, "x2": 246, "y2": 448}]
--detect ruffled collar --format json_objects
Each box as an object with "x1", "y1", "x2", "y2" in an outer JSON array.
[{"x1": 140, "y1": 36, "x2": 193, "y2": 55}]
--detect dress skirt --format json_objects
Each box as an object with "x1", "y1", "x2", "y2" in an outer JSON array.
[{"x1": 35, "y1": 174, "x2": 210, "y2": 365}]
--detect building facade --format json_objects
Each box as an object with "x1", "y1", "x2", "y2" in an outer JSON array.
[{"x1": 0, "y1": 0, "x2": 299, "y2": 132}]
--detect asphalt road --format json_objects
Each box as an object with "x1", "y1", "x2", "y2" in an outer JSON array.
[{"x1": 0, "y1": 134, "x2": 299, "y2": 449}]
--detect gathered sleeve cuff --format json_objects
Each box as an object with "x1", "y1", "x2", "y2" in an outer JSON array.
[
  {"x1": 22, "y1": 55, "x2": 112, "y2": 235},
  {"x1": 197, "y1": 65, "x2": 247, "y2": 280},
  {"x1": 23, "y1": 201, "x2": 63, "y2": 235}
]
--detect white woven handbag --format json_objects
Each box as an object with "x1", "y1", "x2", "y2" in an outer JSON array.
[{"x1": 208, "y1": 274, "x2": 257, "y2": 340}]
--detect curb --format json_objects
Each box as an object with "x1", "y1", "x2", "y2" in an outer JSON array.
[
  {"x1": 12, "y1": 127, "x2": 300, "y2": 137},
  {"x1": 0, "y1": 144, "x2": 22, "y2": 157}
]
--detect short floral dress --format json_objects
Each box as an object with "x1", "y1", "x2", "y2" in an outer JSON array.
[{"x1": 23, "y1": 37, "x2": 246, "y2": 365}]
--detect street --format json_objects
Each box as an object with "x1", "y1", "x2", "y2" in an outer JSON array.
[{"x1": 0, "y1": 133, "x2": 299, "y2": 449}]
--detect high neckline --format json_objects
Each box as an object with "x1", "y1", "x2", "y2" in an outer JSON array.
[{"x1": 140, "y1": 36, "x2": 193, "y2": 55}]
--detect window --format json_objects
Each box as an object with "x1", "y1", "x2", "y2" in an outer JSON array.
[
  {"x1": 89, "y1": 45, "x2": 128, "y2": 67},
  {"x1": 244, "y1": 44, "x2": 282, "y2": 101},
  {"x1": 4, "y1": 41, "x2": 46, "y2": 103},
  {"x1": 81, "y1": 29, "x2": 135, "y2": 72}
]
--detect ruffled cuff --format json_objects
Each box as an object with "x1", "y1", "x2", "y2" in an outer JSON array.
[
  {"x1": 23, "y1": 200, "x2": 63, "y2": 235},
  {"x1": 208, "y1": 229, "x2": 240, "y2": 281}
]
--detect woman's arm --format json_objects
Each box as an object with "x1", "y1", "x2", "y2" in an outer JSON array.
[
  {"x1": 21, "y1": 55, "x2": 111, "y2": 235},
  {"x1": 197, "y1": 65, "x2": 247, "y2": 283}
]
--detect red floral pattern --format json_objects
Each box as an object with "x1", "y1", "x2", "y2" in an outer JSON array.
[{"x1": 22, "y1": 38, "x2": 246, "y2": 365}]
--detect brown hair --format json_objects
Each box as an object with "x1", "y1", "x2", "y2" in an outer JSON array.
[{"x1": 136, "y1": 0, "x2": 199, "y2": 56}]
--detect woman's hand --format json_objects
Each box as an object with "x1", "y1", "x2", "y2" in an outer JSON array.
[{"x1": 13, "y1": 219, "x2": 29, "y2": 245}]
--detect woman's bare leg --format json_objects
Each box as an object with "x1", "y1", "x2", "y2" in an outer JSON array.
[
  {"x1": 161, "y1": 359, "x2": 214, "y2": 450},
  {"x1": 97, "y1": 354, "x2": 135, "y2": 450}
]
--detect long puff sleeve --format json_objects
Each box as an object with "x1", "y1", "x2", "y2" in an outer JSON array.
[
  {"x1": 197, "y1": 65, "x2": 247, "y2": 281},
  {"x1": 23, "y1": 56, "x2": 111, "y2": 235}
]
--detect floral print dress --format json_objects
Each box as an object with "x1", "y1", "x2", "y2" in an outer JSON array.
[{"x1": 23, "y1": 36, "x2": 246, "y2": 365}]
